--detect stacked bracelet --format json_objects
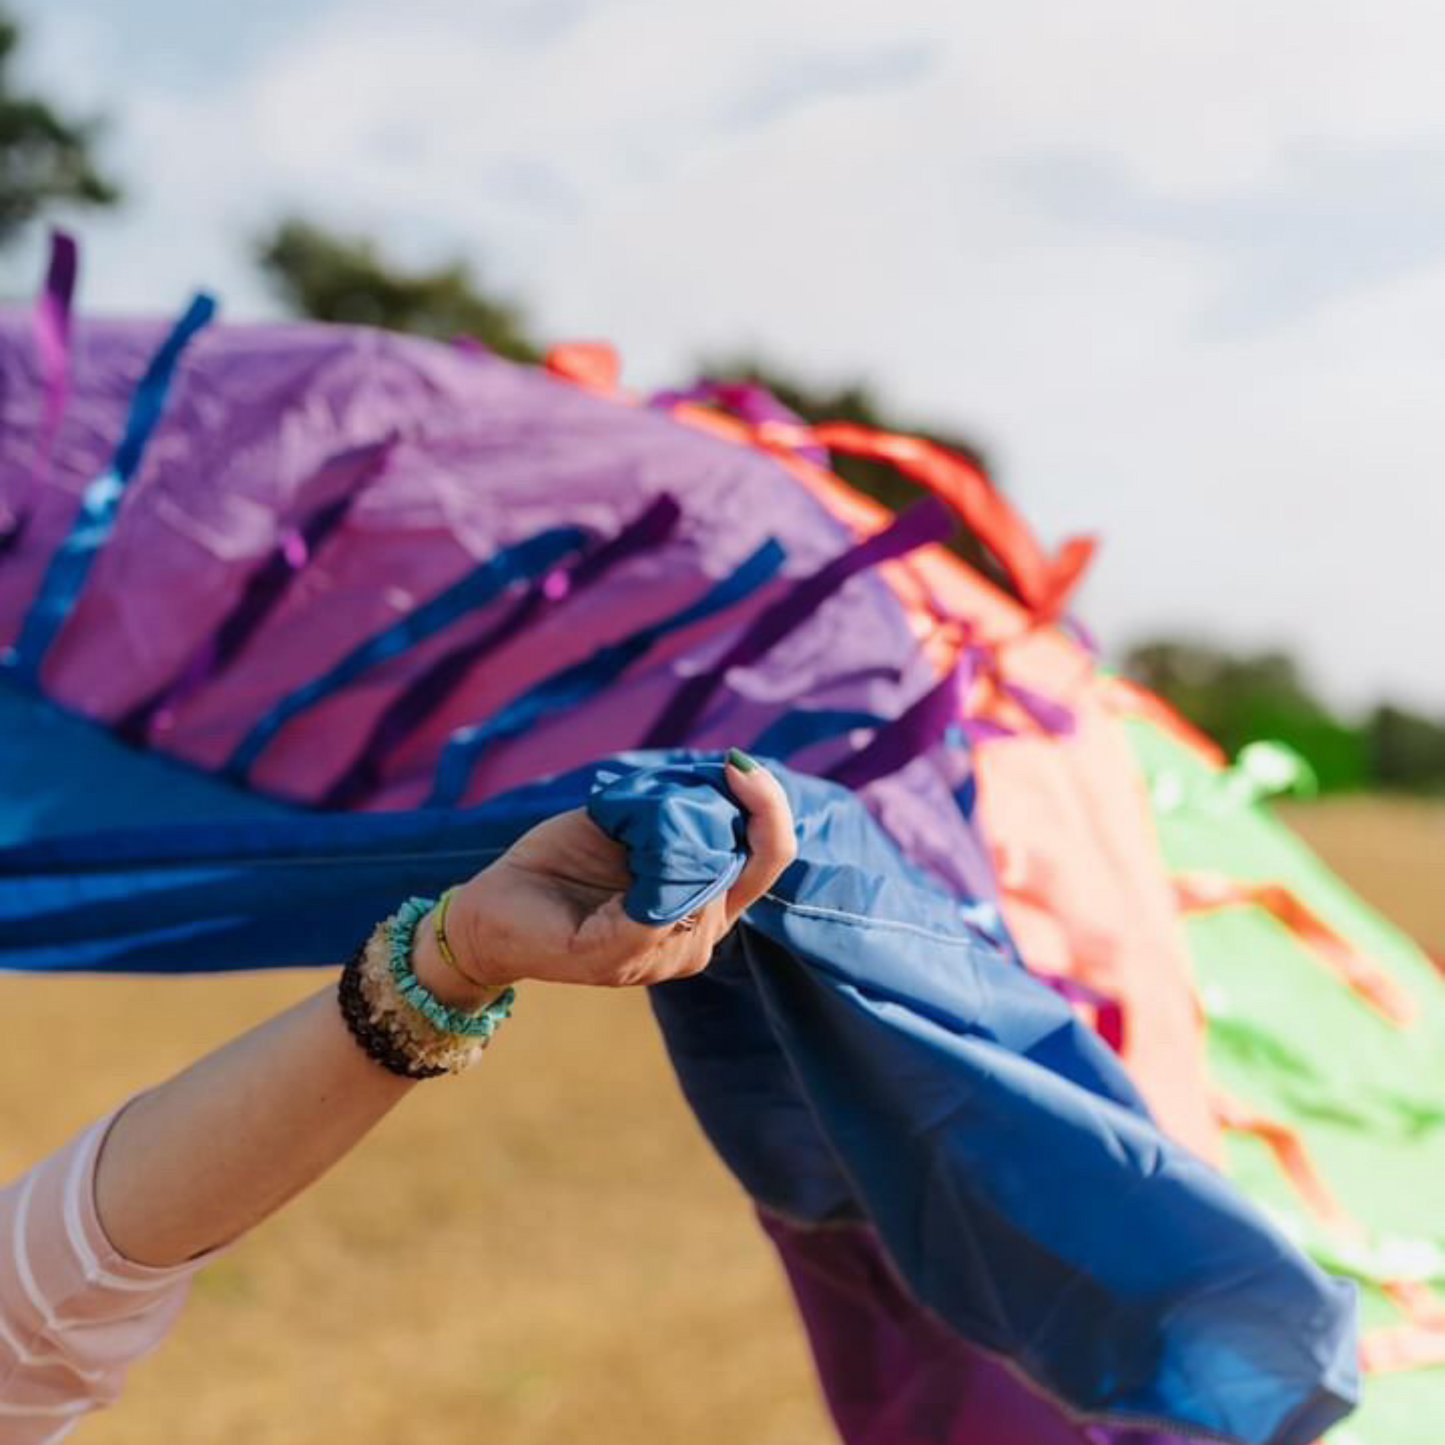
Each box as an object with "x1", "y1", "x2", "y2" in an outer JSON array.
[{"x1": 337, "y1": 895, "x2": 516, "y2": 1078}]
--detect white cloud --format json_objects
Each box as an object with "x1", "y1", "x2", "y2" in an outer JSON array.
[{"x1": 11, "y1": 0, "x2": 1445, "y2": 709}]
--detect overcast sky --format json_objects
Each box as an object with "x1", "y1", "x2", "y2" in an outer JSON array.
[{"x1": 11, "y1": 0, "x2": 1445, "y2": 711}]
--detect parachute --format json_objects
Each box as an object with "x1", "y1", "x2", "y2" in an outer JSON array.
[{"x1": 2, "y1": 233, "x2": 1442, "y2": 1443}]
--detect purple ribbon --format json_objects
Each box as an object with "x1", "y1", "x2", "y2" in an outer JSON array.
[
  {"x1": 115, "y1": 438, "x2": 395, "y2": 746},
  {"x1": 648, "y1": 377, "x2": 830, "y2": 467},
  {"x1": 998, "y1": 679, "x2": 1076, "y2": 736},
  {"x1": 33, "y1": 230, "x2": 77, "y2": 464},
  {"x1": 826, "y1": 653, "x2": 977, "y2": 791},
  {"x1": 643, "y1": 498, "x2": 954, "y2": 748},
  {"x1": 1058, "y1": 613, "x2": 1101, "y2": 658},
  {"x1": 0, "y1": 506, "x2": 26, "y2": 561},
  {"x1": 4, "y1": 231, "x2": 79, "y2": 559},
  {"x1": 958, "y1": 717, "x2": 1014, "y2": 744},
  {"x1": 321, "y1": 492, "x2": 682, "y2": 809}
]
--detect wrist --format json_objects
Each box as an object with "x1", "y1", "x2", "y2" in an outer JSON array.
[{"x1": 412, "y1": 902, "x2": 507, "y2": 1010}]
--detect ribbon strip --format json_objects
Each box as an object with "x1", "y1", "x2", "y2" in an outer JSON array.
[
  {"x1": 1359, "y1": 1319, "x2": 1445, "y2": 1374},
  {"x1": 1211, "y1": 1089, "x2": 1354, "y2": 1230},
  {"x1": 795, "y1": 423, "x2": 1096, "y2": 622},
  {"x1": 543, "y1": 341, "x2": 620, "y2": 392},
  {"x1": 1212, "y1": 1096, "x2": 1445, "y2": 1377},
  {"x1": 1175, "y1": 872, "x2": 1416, "y2": 1025},
  {"x1": 116, "y1": 438, "x2": 396, "y2": 746},
  {"x1": 427, "y1": 538, "x2": 787, "y2": 808},
  {"x1": 549, "y1": 353, "x2": 1095, "y2": 621},
  {"x1": 32, "y1": 229, "x2": 77, "y2": 484},
  {"x1": 747, "y1": 708, "x2": 887, "y2": 761},
  {"x1": 224, "y1": 525, "x2": 590, "y2": 782},
  {"x1": 826, "y1": 656, "x2": 977, "y2": 791},
  {"x1": 323, "y1": 494, "x2": 682, "y2": 809},
  {"x1": 684, "y1": 410, "x2": 1095, "y2": 622},
  {"x1": 648, "y1": 378, "x2": 831, "y2": 467},
  {"x1": 643, "y1": 499, "x2": 953, "y2": 748},
  {"x1": 5, "y1": 292, "x2": 217, "y2": 686},
  {"x1": 2, "y1": 232, "x2": 79, "y2": 567}
]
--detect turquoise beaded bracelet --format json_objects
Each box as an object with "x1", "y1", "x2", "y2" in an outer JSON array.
[{"x1": 388, "y1": 895, "x2": 515, "y2": 1039}]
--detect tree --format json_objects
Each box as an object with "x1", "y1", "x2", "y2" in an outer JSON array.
[
  {"x1": 256, "y1": 218, "x2": 539, "y2": 362},
  {"x1": 1123, "y1": 639, "x2": 1369, "y2": 790},
  {"x1": 0, "y1": 10, "x2": 120, "y2": 247},
  {"x1": 1367, "y1": 704, "x2": 1445, "y2": 795}
]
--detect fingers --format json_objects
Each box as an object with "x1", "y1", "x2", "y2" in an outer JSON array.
[
  {"x1": 723, "y1": 750, "x2": 797, "y2": 925},
  {"x1": 573, "y1": 893, "x2": 730, "y2": 987},
  {"x1": 524, "y1": 752, "x2": 796, "y2": 987}
]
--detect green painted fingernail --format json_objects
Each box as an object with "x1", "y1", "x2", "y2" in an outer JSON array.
[{"x1": 727, "y1": 747, "x2": 758, "y2": 773}]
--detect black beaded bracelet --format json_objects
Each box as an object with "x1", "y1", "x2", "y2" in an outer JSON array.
[{"x1": 337, "y1": 943, "x2": 446, "y2": 1080}]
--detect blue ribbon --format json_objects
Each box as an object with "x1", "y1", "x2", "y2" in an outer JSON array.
[
  {"x1": 4, "y1": 293, "x2": 217, "y2": 685},
  {"x1": 747, "y1": 708, "x2": 885, "y2": 761},
  {"x1": 427, "y1": 539, "x2": 787, "y2": 808},
  {"x1": 225, "y1": 525, "x2": 589, "y2": 781}
]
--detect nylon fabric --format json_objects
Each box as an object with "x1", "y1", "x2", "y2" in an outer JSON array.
[{"x1": 1128, "y1": 718, "x2": 1445, "y2": 1445}]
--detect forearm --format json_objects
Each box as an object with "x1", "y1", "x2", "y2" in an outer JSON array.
[
  {"x1": 93, "y1": 916, "x2": 495, "y2": 1270},
  {"x1": 93, "y1": 986, "x2": 414, "y2": 1266}
]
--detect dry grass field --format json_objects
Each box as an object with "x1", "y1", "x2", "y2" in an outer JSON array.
[
  {"x1": 0, "y1": 977, "x2": 837, "y2": 1445},
  {"x1": 1, "y1": 794, "x2": 1439, "y2": 1445},
  {"x1": 1279, "y1": 794, "x2": 1445, "y2": 956}
]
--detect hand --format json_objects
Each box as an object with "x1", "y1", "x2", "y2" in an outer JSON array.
[{"x1": 424, "y1": 756, "x2": 796, "y2": 997}]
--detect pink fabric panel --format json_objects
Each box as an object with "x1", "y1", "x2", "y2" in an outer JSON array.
[{"x1": 1, "y1": 315, "x2": 940, "y2": 808}]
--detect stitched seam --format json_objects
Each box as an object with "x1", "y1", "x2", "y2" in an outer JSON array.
[{"x1": 760, "y1": 891, "x2": 1006, "y2": 954}]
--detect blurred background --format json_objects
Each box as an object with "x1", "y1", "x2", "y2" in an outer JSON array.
[{"x1": 0, "y1": 3, "x2": 1441, "y2": 1441}]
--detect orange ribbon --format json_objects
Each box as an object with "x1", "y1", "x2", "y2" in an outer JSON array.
[
  {"x1": 1175, "y1": 872, "x2": 1415, "y2": 1025},
  {"x1": 544, "y1": 341, "x2": 621, "y2": 393},
  {"x1": 747, "y1": 419, "x2": 1095, "y2": 622},
  {"x1": 1213, "y1": 1093, "x2": 1445, "y2": 1376},
  {"x1": 1211, "y1": 1090, "x2": 1355, "y2": 1230}
]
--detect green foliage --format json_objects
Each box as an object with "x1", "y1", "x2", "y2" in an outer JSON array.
[
  {"x1": 256, "y1": 218, "x2": 539, "y2": 362},
  {"x1": 699, "y1": 357, "x2": 1010, "y2": 593},
  {"x1": 1121, "y1": 639, "x2": 1445, "y2": 794},
  {"x1": 0, "y1": 11, "x2": 120, "y2": 247},
  {"x1": 1367, "y1": 705, "x2": 1445, "y2": 795}
]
